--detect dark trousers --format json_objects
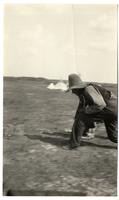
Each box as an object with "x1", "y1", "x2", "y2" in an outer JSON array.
[{"x1": 70, "y1": 108, "x2": 117, "y2": 148}]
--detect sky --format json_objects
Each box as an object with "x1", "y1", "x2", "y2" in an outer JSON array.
[{"x1": 4, "y1": 4, "x2": 117, "y2": 83}]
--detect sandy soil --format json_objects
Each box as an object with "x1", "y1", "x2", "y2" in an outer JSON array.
[{"x1": 3, "y1": 78, "x2": 117, "y2": 196}]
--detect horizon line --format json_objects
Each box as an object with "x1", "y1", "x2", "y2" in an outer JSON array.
[{"x1": 3, "y1": 75, "x2": 117, "y2": 84}]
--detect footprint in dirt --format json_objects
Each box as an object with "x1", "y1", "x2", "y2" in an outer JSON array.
[{"x1": 41, "y1": 144, "x2": 58, "y2": 152}]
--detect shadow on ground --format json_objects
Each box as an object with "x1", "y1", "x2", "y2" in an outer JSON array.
[
  {"x1": 25, "y1": 131, "x2": 117, "y2": 150},
  {"x1": 25, "y1": 131, "x2": 69, "y2": 147}
]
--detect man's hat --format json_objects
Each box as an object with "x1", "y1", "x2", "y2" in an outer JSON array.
[{"x1": 66, "y1": 73, "x2": 87, "y2": 92}]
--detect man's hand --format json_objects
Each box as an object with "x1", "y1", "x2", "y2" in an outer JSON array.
[{"x1": 84, "y1": 105, "x2": 103, "y2": 114}]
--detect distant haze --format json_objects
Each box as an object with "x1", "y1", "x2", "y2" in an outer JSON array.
[{"x1": 4, "y1": 4, "x2": 117, "y2": 83}]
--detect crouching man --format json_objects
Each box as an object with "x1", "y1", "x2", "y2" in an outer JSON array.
[{"x1": 67, "y1": 74, "x2": 117, "y2": 150}]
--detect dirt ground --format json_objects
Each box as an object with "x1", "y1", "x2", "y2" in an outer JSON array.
[{"x1": 3, "y1": 78, "x2": 117, "y2": 196}]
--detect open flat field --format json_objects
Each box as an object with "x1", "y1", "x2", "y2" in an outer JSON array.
[{"x1": 3, "y1": 77, "x2": 117, "y2": 196}]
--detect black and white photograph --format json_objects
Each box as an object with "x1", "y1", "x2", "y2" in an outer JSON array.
[{"x1": 2, "y1": 1, "x2": 118, "y2": 197}]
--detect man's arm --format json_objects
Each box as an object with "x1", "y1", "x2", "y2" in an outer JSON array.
[{"x1": 74, "y1": 95, "x2": 85, "y2": 119}]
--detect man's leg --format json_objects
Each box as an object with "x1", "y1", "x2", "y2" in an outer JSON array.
[
  {"x1": 69, "y1": 110, "x2": 117, "y2": 149},
  {"x1": 69, "y1": 118, "x2": 87, "y2": 149},
  {"x1": 104, "y1": 119, "x2": 117, "y2": 143},
  {"x1": 86, "y1": 110, "x2": 118, "y2": 143},
  {"x1": 69, "y1": 112, "x2": 98, "y2": 149},
  {"x1": 82, "y1": 121, "x2": 96, "y2": 137}
]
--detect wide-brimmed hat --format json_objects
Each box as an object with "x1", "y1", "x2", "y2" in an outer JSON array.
[{"x1": 66, "y1": 74, "x2": 87, "y2": 92}]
